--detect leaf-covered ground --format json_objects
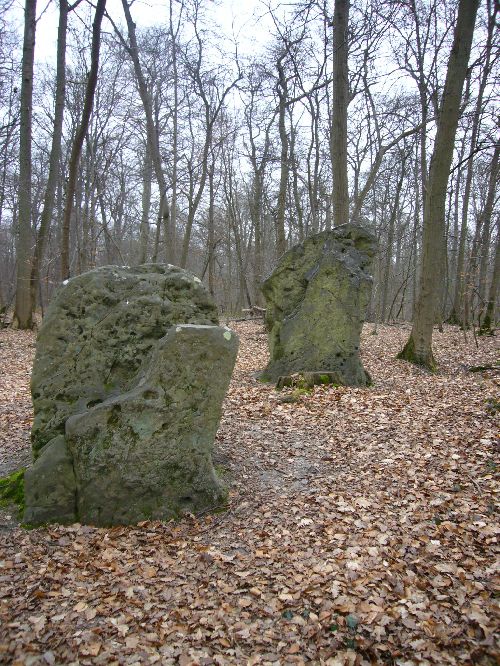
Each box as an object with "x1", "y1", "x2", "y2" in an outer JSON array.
[{"x1": 0, "y1": 322, "x2": 498, "y2": 665}]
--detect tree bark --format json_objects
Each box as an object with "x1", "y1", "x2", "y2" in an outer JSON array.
[
  {"x1": 479, "y1": 220, "x2": 500, "y2": 335},
  {"x1": 398, "y1": 0, "x2": 480, "y2": 369},
  {"x1": 448, "y1": 0, "x2": 496, "y2": 325},
  {"x1": 275, "y1": 52, "x2": 289, "y2": 257},
  {"x1": 138, "y1": 142, "x2": 152, "y2": 264},
  {"x1": 116, "y1": 0, "x2": 171, "y2": 263},
  {"x1": 13, "y1": 0, "x2": 37, "y2": 329},
  {"x1": 30, "y1": 0, "x2": 68, "y2": 314},
  {"x1": 331, "y1": 0, "x2": 349, "y2": 227}
]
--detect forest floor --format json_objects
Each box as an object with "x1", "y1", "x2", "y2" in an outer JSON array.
[{"x1": 0, "y1": 321, "x2": 498, "y2": 665}]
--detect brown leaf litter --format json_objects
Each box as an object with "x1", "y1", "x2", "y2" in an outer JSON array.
[{"x1": 0, "y1": 321, "x2": 498, "y2": 665}]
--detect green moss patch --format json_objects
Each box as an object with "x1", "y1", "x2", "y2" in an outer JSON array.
[
  {"x1": 397, "y1": 335, "x2": 437, "y2": 372},
  {"x1": 0, "y1": 468, "x2": 25, "y2": 515}
]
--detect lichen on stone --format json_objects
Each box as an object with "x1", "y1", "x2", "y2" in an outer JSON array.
[
  {"x1": 24, "y1": 264, "x2": 238, "y2": 526},
  {"x1": 260, "y1": 225, "x2": 377, "y2": 386}
]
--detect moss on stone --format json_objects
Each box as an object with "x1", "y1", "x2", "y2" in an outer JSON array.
[
  {"x1": 261, "y1": 225, "x2": 376, "y2": 386},
  {"x1": 60, "y1": 325, "x2": 237, "y2": 526},
  {"x1": 31, "y1": 264, "x2": 219, "y2": 456},
  {"x1": 0, "y1": 468, "x2": 25, "y2": 514}
]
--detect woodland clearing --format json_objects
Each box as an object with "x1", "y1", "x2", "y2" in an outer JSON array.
[{"x1": 0, "y1": 321, "x2": 498, "y2": 665}]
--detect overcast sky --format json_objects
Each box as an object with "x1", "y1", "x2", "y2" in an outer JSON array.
[{"x1": 10, "y1": 0, "x2": 273, "y2": 66}]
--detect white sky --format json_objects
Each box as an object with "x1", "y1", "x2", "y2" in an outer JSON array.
[{"x1": 10, "y1": 0, "x2": 272, "y2": 66}]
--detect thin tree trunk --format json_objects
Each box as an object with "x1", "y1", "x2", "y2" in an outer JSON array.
[
  {"x1": 398, "y1": 0, "x2": 480, "y2": 369},
  {"x1": 61, "y1": 0, "x2": 106, "y2": 280},
  {"x1": 479, "y1": 220, "x2": 500, "y2": 335},
  {"x1": 470, "y1": 144, "x2": 499, "y2": 326},
  {"x1": 331, "y1": 0, "x2": 349, "y2": 227},
  {"x1": 447, "y1": 136, "x2": 466, "y2": 320},
  {"x1": 116, "y1": 0, "x2": 170, "y2": 262},
  {"x1": 247, "y1": 111, "x2": 271, "y2": 305},
  {"x1": 381, "y1": 160, "x2": 405, "y2": 321},
  {"x1": 306, "y1": 94, "x2": 320, "y2": 235},
  {"x1": 207, "y1": 161, "x2": 215, "y2": 297},
  {"x1": 290, "y1": 120, "x2": 304, "y2": 242},
  {"x1": 275, "y1": 53, "x2": 288, "y2": 257},
  {"x1": 251, "y1": 172, "x2": 264, "y2": 305},
  {"x1": 13, "y1": 0, "x2": 37, "y2": 329},
  {"x1": 98, "y1": 192, "x2": 112, "y2": 264},
  {"x1": 408, "y1": 0, "x2": 429, "y2": 203},
  {"x1": 30, "y1": 0, "x2": 67, "y2": 314},
  {"x1": 138, "y1": 143, "x2": 152, "y2": 264},
  {"x1": 449, "y1": 0, "x2": 497, "y2": 324},
  {"x1": 168, "y1": 0, "x2": 181, "y2": 264}
]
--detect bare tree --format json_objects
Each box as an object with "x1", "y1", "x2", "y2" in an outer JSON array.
[
  {"x1": 61, "y1": 0, "x2": 107, "y2": 279},
  {"x1": 398, "y1": 0, "x2": 480, "y2": 369},
  {"x1": 13, "y1": 0, "x2": 37, "y2": 328},
  {"x1": 179, "y1": 2, "x2": 241, "y2": 268},
  {"x1": 29, "y1": 0, "x2": 77, "y2": 311},
  {"x1": 331, "y1": 0, "x2": 349, "y2": 227},
  {"x1": 479, "y1": 218, "x2": 499, "y2": 335},
  {"x1": 448, "y1": 0, "x2": 498, "y2": 325}
]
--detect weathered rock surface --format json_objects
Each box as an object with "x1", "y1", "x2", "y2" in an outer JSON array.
[
  {"x1": 31, "y1": 264, "x2": 218, "y2": 455},
  {"x1": 66, "y1": 325, "x2": 238, "y2": 525},
  {"x1": 24, "y1": 435, "x2": 76, "y2": 525},
  {"x1": 24, "y1": 265, "x2": 238, "y2": 526},
  {"x1": 261, "y1": 225, "x2": 377, "y2": 385}
]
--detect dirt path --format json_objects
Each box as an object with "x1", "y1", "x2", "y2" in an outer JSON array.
[{"x1": 0, "y1": 322, "x2": 498, "y2": 664}]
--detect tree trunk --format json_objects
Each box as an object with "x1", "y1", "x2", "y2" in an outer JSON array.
[
  {"x1": 449, "y1": 0, "x2": 497, "y2": 325},
  {"x1": 290, "y1": 120, "x2": 304, "y2": 242},
  {"x1": 138, "y1": 143, "x2": 152, "y2": 264},
  {"x1": 381, "y1": 160, "x2": 405, "y2": 321},
  {"x1": 168, "y1": 0, "x2": 180, "y2": 263},
  {"x1": 331, "y1": 0, "x2": 349, "y2": 227},
  {"x1": 118, "y1": 0, "x2": 170, "y2": 263},
  {"x1": 251, "y1": 171, "x2": 264, "y2": 305},
  {"x1": 472, "y1": 144, "x2": 499, "y2": 326},
  {"x1": 13, "y1": 0, "x2": 37, "y2": 329},
  {"x1": 29, "y1": 0, "x2": 67, "y2": 314},
  {"x1": 61, "y1": 0, "x2": 106, "y2": 280},
  {"x1": 275, "y1": 53, "x2": 289, "y2": 257},
  {"x1": 479, "y1": 221, "x2": 500, "y2": 335},
  {"x1": 398, "y1": 0, "x2": 480, "y2": 369},
  {"x1": 247, "y1": 107, "x2": 271, "y2": 306},
  {"x1": 207, "y1": 161, "x2": 216, "y2": 297},
  {"x1": 306, "y1": 93, "x2": 320, "y2": 235},
  {"x1": 447, "y1": 136, "x2": 466, "y2": 321}
]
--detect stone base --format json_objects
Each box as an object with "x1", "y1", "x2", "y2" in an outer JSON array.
[{"x1": 275, "y1": 370, "x2": 372, "y2": 390}]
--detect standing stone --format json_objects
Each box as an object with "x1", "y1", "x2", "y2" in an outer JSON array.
[
  {"x1": 260, "y1": 225, "x2": 376, "y2": 386},
  {"x1": 30, "y1": 264, "x2": 218, "y2": 456},
  {"x1": 24, "y1": 265, "x2": 238, "y2": 526}
]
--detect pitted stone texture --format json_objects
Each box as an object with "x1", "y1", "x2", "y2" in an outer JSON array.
[
  {"x1": 65, "y1": 325, "x2": 238, "y2": 526},
  {"x1": 23, "y1": 435, "x2": 76, "y2": 525},
  {"x1": 261, "y1": 225, "x2": 376, "y2": 385},
  {"x1": 31, "y1": 264, "x2": 218, "y2": 455},
  {"x1": 24, "y1": 265, "x2": 237, "y2": 526}
]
